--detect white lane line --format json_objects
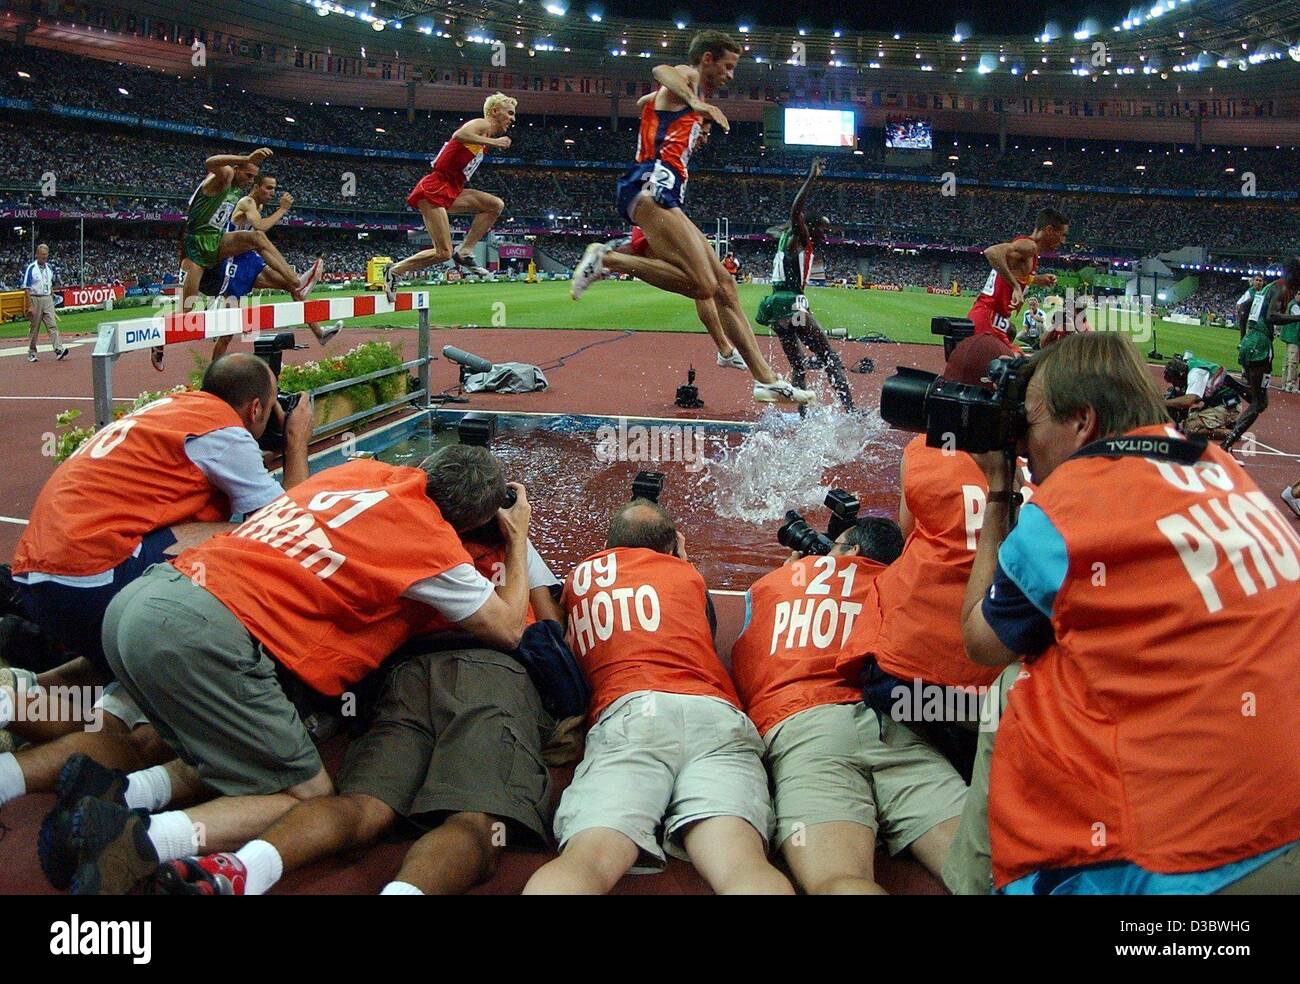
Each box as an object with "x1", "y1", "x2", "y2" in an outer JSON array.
[
  {"x1": 0, "y1": 340, "x2": 94, "y2": 358},
  {"x1": 0, "y1": 516, "x2": 29, "y2": 525}
]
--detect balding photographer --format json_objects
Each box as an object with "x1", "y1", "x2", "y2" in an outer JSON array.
[
  {"x1": 1, "y1": 354, "x2": 310, "y2": 808},
  {"x1": 952, "y1": 331, "x2": 1300, "y2": 895}
]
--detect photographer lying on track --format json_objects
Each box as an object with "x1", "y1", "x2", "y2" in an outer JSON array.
[
  {"x1": 151, "y1": 516, "x2": 577, "y2": 896},
  {"x1": 730, "y1": 512, "x2": 964, "y2": 894},
  {"x1": 524, "y1": 498, "x2": 792, "y2": 895},
  {"x1": 42, "y1": 446, "x2": 535, "y2": 895},
  {"x1": 951, "y1": 331, "x2": 1300, "y2": 895},
  {"x1": 1, "y1": 354, "x2": 310, "y2": 808}
]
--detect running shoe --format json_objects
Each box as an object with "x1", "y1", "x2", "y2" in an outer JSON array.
[
  {"x1": 150, "y1": 853, "x2": 247, "y2": 896},
  {"x1": 294, "y1": 257, "x2": 324, "y2": 301},
  {"x1": 26, "y1": 353, "x2": 36, "y2": 363},
  {"x1": 453, "y1": 253, "x2": 492, "y2": 278},
  {"x1": 150, "y1": 346, "x2": 165, "y2": 372},
  {"x1": 571, "y1": 242, "x2": 611, "y2": 300},
  {"x1": 68, "y1": 798, "x2": 159, "y2": 896},
  {"x1": 55, "y1": 347, "x2": 69, "y2": 361},
  {"x1": 716, "y1": 350, "x2": 748, "y2": 370},
  {"x1": 753, "y1": 378, "x2": 815, "y2": 405},
  {"x1": 317, "y1": 320, "x2": 343, "y2": 345},
  {"x1": 39, "y1": 753, "x2": 129, "y2": 891},
  {"x1": 1282, "y1": 486, "x2": 1300, "y2": 519},
  {"x1": 381, "y1": 263, "x2": 397, "y2": 304}
]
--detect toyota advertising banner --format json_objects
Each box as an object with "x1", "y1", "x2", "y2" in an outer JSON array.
[{"x1": 60, "y1": 283, "x2": 126, "y2": 309}]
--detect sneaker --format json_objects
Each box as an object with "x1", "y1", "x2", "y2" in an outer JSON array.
[
  {"x1": 317, "y1": 320, "x2": 343, "y2": 345},
  {"x1": 753, "y1": 378, "x2": 815, "y2": 405},
  {"x1": 294, "y1": 257, "x2": 324, "y2": 301},
  {"x1": 716, "y1": 350, "x2": 748, "y2": 370},
  {"x1": 38, "y1": 753, "x2": 129, "y2": 891},
  {"x1": 150, "y1": 852, "x2": 247, "y2": 896},
  {"x1": 55, "y1": 347, "x2": 69, "y2": 361},
  {"x1": 68, "y1": 798, "x2": 159, "y2": 895},
  {"x1": 1282, "y1": 486, "x2": 1300, "y2": 519},
  {"x1": 150, "y1": 346, "x2": 165, "y2": 372},
  {"x1": 453, "y1": 253, "x2": 492, "y2": 278},
  {"x1": 571, "y1": 242, "x2": 611, "y2": 300},
  {"x1": 381, "y1": 263, "x2": 397, "y2": 304},
  {"x1": 26, "y1": 352, "x2": 36, "y2": 363}
]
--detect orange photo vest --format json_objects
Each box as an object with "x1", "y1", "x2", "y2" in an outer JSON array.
[
  {"x1": 172, "y1": 459, "x2": 472, "y2": 696},
  {"x1": 732, "y1": 554, "x2": 885, "y2": 736},
  {"x1": 562, "y1": 547, "x2": 736, "y2": 725},
  {"x1": 838, "y1": 435, "x2": 1033, "y2": 689},
  {"x1": 990, "y1": 425, "x2": 1300, "y2": 886},
  {"x1": 14, "y1": 391, "x2": 241, "y2": 577}
]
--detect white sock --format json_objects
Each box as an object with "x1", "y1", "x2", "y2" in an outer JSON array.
[
  {"x1": 124, "y1": 765, "x2": 172, "y2": 812},
  {"x1": 380, "y1": 880, "x2": 424, "y2": 896},
  {"x1": 234, "y1": 839, "x2": 283, "y2": 897},
  {"x1": 146, "y1": 810, "x2": 198, "y2": 863},
  {"x1": 0, "y1": 752, "x2": 25, "y2": 804}
]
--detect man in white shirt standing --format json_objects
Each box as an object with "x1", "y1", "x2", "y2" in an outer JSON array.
[{"x1": 23, "y1": 243, "x2": 67, "y2": 363}]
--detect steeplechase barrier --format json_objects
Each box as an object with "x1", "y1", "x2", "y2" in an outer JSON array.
[{"x1": 90, "y1": 292, "x2": 431, "y2": 433}]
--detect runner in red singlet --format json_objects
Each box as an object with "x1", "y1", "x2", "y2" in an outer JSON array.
[
  {"x1": 968, "y1": 207, "x2": 1068, "y2": 344},
  {"x1": 383, "y1": 93, "x2": 517, "y2": 299}
]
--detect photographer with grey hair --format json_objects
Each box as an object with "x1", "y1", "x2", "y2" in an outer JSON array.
[{"x1": 44, "y1": 445, "x2": 539, "y2": 895}]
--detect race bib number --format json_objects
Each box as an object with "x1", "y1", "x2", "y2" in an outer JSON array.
[
  {"x1": 1248, "y1": 290, "x2": 1268, "y2": 324},
  {"x1": 208, "y1": 201, "x2": 235, "y2": 232},
  {"x1": 462, "y1": 150, "x2": 484, "y2": 181},
  {"x1": 980, "y1": 269, "x2": 998, "y2": 297}
]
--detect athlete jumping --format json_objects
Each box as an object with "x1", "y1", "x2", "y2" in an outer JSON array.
[
  {"x1": 569, "y1": 31, "x2": 811, "y2": 405},
  {"x1": 208, "y1": 173, "x2": 332, "y2": 360},
  {"x1": 384, "y1": 94, "x2": 516, "y2": 300},
  {"x1": 969, "y1": 207, "x2": 1067, "y2": 346},
  {"x1": 162, "y1": 148, "x2": 316, "y2": 372}
]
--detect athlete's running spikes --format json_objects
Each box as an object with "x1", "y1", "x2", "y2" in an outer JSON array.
[
  {"x1": 68, "y1": 798, "x2": 158, "y2": 895},
  {"x1": 381, "y1": 263, "x2": 397, "y2": 304},
  {"x1": 39, "y1": 753, "x2": 130, "y2": 890},
  {"x1": 571, "y1": 242, "x2": 612, "y2": 300},
  {"x1": 150, "y1": 346, "x2": 165, "y2": 372},
  {"x1": 716, "y1": 350, "x2": 748, "y2": 370},
  {"x1": 1281, "y1": 485, "x2": 1300, "y2": 519},
  {"x1": 317, "y1": 320, "x2": 343, "y2": 346},
  {"x1": 150, "y1": 853, "x2": 247, "y2": 896},
  {"x1": 294, "y1": 257, "x2": 324, "y2": 301},
  {"x1": 453, "y1": 252, "x2": 492, "y2": 278},
  {"x1": 753, "y1": 378, "x2": 815, "y2": 405}
]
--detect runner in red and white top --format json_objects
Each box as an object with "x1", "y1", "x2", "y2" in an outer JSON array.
[
  {"x1": 383, "y1": 93, "x2": 517, "y2": 299},
  {"x1": 968, "y1": 207, "x2": 1068, "y2": 344}
]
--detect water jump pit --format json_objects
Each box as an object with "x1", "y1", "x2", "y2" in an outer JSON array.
[{"x1": 323, "y1": 405, "x2": 910, "y2": 591}]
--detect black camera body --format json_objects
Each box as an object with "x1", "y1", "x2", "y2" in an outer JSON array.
[
  {"x1": 931, "y1": 316, "x2": 976, "y2": 361},
  {"x1": 253, "y1": 331, "x2": 307, "y2": 453},
  {"x1": 880, "y1": 356, "x2": 1032, "y2": 455},
  {"x1": 632, "y1": 471, "x2": 665, "y2": 503},
  {"x1": 257, "y1": 391, "x2": 302, "y2": 453},
  {"x1": 777, "y1": 489, "x2": 861, "y2": 557}
]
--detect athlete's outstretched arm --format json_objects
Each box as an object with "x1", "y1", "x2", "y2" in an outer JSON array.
[
  {"x1": 790, "y1": 158, "x2": 823, "y2": 246},
  {"x1": 1266, "y1": 287, "x2": 1300, "y2": 326},
  {"x1": 250, "y1": 193, "x2": 292, "y2": 233},
  {"x1": 201, "y1": 148, "x2": 272, "y2": 196}
]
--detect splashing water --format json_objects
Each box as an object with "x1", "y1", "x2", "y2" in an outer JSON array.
[{"x1": 697, "y1": 405, "x2": 890, "y2": 524}]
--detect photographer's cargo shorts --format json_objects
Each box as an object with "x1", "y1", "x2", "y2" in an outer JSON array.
[
  {"x1": 765, "y1": 701, "x2": 966, "y2": 853},
  {"x1": 336, "y1": 647, "x2": 555, "y2": 845},
  {"x1": 102, "y1": 564, "x2": 322, "y2": 796},
  {"x1": 552, "y1": 690, "x2": 774, "y2": 868}
]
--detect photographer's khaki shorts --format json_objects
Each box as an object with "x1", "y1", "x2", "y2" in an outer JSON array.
[
  {"x1": 552, "y1": 691, "x2": 774, "y2": 868},
  {"x1": 1185, "y1": 404, "x2": 1232, "y2": 436},
  {"x1": 765, "y1": 701, "x2": 966, "y2": 854}
]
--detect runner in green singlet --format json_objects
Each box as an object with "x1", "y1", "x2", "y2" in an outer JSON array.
[
  {"x1": 755, "y1": 157, "x2": 854, "y2": 413},
  {"x1": 1222, "y1": 255, "x2": 1300, "y2": 451}
]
